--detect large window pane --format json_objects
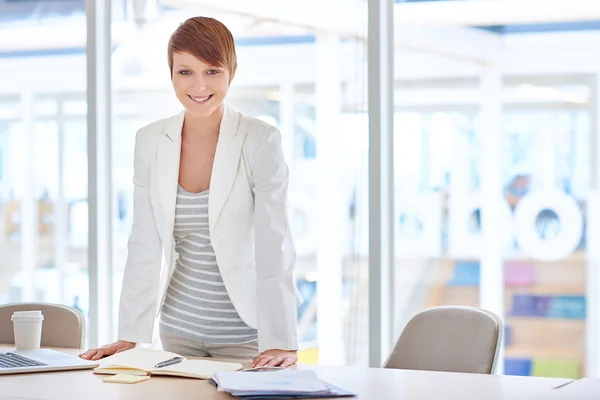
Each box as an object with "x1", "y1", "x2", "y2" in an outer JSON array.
[
  {"x1": 501, "y1": 99, "x2": 590, "y2": 379},
  {"x1": 0, "y1": 2, "x2": 89, "y2": 339},
  {"x1": 394, "y1": 0, "x2": 597, "y2": 379}
]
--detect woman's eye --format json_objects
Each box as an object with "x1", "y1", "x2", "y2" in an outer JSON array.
[
  {"x1": 206, "y1": 69, "x2": 220, "y2": 75},
  {"x1": 178, "y1": 70, "x2": 192, "y2": 75}
]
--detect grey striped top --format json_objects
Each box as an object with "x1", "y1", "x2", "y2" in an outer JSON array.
[{"x1": 159, "y1": 185, "x2": 258, "y2": 344}]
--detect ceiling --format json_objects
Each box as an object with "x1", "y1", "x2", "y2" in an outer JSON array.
[
  {"x1": 395, "y1": 0, "x2": 600, "y2": 33},
  {"x1": 2, "y1": 0, "x2": 600, "y2": 35}
]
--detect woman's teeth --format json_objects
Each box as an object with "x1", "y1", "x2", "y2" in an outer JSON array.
[{"x1": 188, "y1": 94, "x2": 212, "y2": 103}]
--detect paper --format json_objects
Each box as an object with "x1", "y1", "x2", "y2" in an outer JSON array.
[
  {"x1": 242, "y1": 366, "x2": 286, "y2": 372},
  {"x1": 97, "y1": 347, "x2": 184, "y2": 373},
  {"x1": 94, "y1": 347, "x2": 242, "y2": 379},
  {"x1": 208, "y1": 370, "x2": 356, "y2": 400},
  {"x1": 152, "y1": 359, "x2": 243, "y2": 379},
  {"x1": 102, "y1": 374, "x2": 150, "y2": 384},
  {"x1": 214, "y1": 370, "x2": 331, "y2": 395}
]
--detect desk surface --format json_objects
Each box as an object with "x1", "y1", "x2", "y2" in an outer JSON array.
[
  {"x1": 533, "y1": 378, "x2": 600, "y2": 399},
  {"x1": 0, "y1": 345, "x2": 573, "y2": 400}
]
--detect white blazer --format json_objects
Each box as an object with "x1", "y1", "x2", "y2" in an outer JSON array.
[{"x1": 117, "y1": 104, "x2": 303, "y2": 352}]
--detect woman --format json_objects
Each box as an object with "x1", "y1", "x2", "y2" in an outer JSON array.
[{"x1": 80, "y1": 16, "x2": 302, "y2": 368}]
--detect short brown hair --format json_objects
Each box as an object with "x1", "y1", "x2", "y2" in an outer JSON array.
[{"x1": 168, "y1": 17, "x2": 237, "y2": 79}]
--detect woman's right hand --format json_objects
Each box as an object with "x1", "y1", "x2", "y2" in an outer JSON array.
[{"x1": 78, "y1": 340, "x2": 136, "y2": 361}]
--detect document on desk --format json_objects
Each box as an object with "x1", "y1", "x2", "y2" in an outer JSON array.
[
  {"x1": 94, "y1": 347, "x2": 242, "y2": 379},
  {"x1": 212, "y1": 370, "x2": 356, "y2": 398}
]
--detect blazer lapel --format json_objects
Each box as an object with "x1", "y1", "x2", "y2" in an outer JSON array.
[
  {"x1": 152, "y1": 105, "x2": 245, "y2": 247},
  {"x1": 155, "y1": 111, "x2": 184, "y2": 253},
  {"x1": 209, "y1": 104, "x2": 245, "y2": 230}
]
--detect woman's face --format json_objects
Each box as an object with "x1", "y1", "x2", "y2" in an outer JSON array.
[{"x1": 171, "y1": 51, "x2": 232, "y2": 119}]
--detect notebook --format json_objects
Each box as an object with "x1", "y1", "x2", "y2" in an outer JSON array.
[
  {"x1": 93, "y1": 347, "x2": 243, "y2": 379},
  {"x1": 102, "y1": 374, "x2": 151, "y2": 384}
]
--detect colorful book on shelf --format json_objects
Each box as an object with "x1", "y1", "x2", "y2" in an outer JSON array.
[
  {"x1": 510, "y1": 294, "x2": 551, "y2": 317},
  {"x1": 504, "y1": 325, "x2": 512, "y2": 347},
  {"x1": 510, "y1": 294, "x2": 586, "y2": 319},
  {"x1": 504, "y1": 262, "x2": 535, "y2": 287},
  {"x1": 531, "y1": 358, "x2": 579, "y2": 380},
  {"x1": 447, "y1": 261, "x2": 480, "y2": 286},
  {"x1": 504, "y1": 357, "x2": 532, "y2": 376},
  {"x1": 546, "y1": 296, "x2": 586, "y2": 319}
]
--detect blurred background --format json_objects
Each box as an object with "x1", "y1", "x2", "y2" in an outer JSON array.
[{"x1": 1, "y1": 0, "x2": 599, "y2": 379}]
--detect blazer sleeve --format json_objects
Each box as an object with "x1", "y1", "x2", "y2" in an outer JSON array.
[
  {"x1": 252, "y1": 126, "x2": 300, "y2": 352},
  {"x1": 117, "y1": 130, "x2": 162, "y2": 344}
]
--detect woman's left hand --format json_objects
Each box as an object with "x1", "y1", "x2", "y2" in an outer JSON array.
[{"x1": 251, "y1": 349, "x2": 298, "y2": 368}]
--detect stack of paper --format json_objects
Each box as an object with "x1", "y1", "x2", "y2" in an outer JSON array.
[{"x1": 211, "y1": 370, "x2": 355, "y2": 399}]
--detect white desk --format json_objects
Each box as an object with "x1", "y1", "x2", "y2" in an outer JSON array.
[
  {"x1": 0, "y1": 346, "x2": 573, "y2": 400},
  {"x1": 529, "y1": 378, "x2": 600, "y2": 399}
]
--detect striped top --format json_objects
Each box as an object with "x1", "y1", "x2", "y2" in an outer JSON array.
[{"x1": 159, "y1": 185, "x2": 258, "y2": 344}]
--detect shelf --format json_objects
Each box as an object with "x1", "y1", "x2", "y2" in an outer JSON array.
[
  {"x1": 505, "y1": 318, "x2": 585, "y2": 350},
  {"x1": 427, "y1": 255, "x2": 588, "y2": 379},
  {"x1": 506, "y1": 316, "x2": 586, "y2": 324},
  {"x1": 451, "y1": 250, "x2": 588, "y2": 263},
  {"x1": 505, "y1": 345, "x2": 585, "y2": 360},
  {"x1": 438, "y1": 286, "x2": 584, "y2": 294},
  {"x1": 505, "y1": 286, "x2": 584, "y2": 295}
]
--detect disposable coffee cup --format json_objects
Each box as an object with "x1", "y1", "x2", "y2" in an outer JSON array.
[{"x1": 11, "y1": 311, "x2": 44, "y2": 350}]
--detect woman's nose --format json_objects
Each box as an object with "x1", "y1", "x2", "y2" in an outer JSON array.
[{"x1": 193, "y1": 76, "x2": 207, "y2": 91}]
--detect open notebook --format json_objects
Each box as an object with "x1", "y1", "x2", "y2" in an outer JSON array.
[{"x1": 93, "y1": 347, "x2": 243, "y2": 379}]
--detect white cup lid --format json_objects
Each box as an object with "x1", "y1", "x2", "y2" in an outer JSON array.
[
  {"x1": 13, "y1": 311, "x2": 42, "y2": 316},
  {"x1": 12, "y1": 310, "x2": 44, "y2": 321}
]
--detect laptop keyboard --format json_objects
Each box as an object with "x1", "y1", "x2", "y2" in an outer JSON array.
[{"x1": 0, "y1": 352, "x2": 47, "y2": 368}]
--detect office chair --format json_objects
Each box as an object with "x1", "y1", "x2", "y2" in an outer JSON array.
[
  {"x1": 0, "y1": 302, "x2": 86, "y2": 349},
  {"x1": 384, "y1": 306, "x2": 503, "y2": 374}
]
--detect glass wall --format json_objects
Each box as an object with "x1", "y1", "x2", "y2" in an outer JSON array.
[
  {"x1": 500, "y1": 83, "x2": 591, "y2": 378},
  {"x1": 393, "y1": 4, "x2": 597, "y2": 377},
  {"x1": 0, "y1": 1, "x2": 89, "y2": 326},
  {"x1": 3, "y1": 0, "x2": 599, "y2": 374}
]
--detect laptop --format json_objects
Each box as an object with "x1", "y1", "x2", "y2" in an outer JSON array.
[{"x1": 0, "y1": 348, "x2": 99, "y2": 375}]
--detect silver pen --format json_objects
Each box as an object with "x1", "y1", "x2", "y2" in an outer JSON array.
[{"x1": 154, "y1": 356, "x2": 184, "y2": 368}]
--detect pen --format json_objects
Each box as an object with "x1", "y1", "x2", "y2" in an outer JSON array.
[{"x1": 154, "y1": 356, "x2": 184, "y2": 368}]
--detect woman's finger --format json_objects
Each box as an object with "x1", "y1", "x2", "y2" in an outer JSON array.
[
  {"x1": 91, "y1": 349, "x2": 105, "y2": 361},
  {"x1": 254, "y1": 356, "x2": 274, "y2": 367},
  {"x1": 251, "y1": 354, "x2": 271, "y2": 367},
  {"x1": 281, "y1": 357, "x2": 295, "y2": 368},
  {"x1": 251, "y1": 355, "x2": 261, "y2": 368},
  {"x1": 266, "y1": 356, "x2": 284, "y2": 367},
  {"x1": 79, "y1": 349, "x2": 96, "y2": 360},
  {"x1": 251, "y1": 356, "x2": 267, "y2": 368}
]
